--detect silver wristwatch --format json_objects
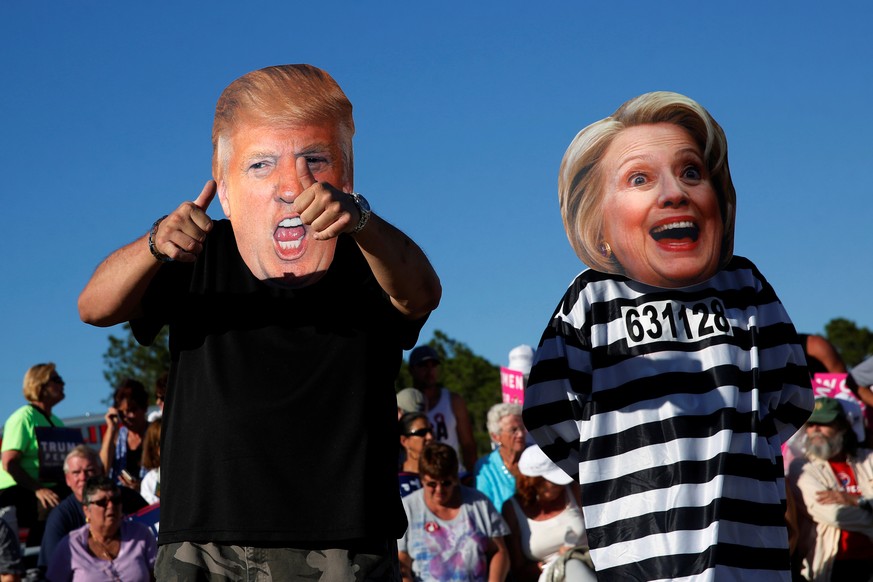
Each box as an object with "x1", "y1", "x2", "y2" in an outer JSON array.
[{"x1": 349, "y1": 192, "x2": 371, "y2": 234}]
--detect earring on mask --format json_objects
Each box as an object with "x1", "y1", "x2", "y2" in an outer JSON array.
[{"x1": 599, "y1": 241, "x2": 612, "y2": 259}]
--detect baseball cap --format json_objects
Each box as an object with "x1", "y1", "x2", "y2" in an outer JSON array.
[
  {"x1": 396, "y1": 387, "x2": 426, "y2": 414},
  {"x1": 518, "y1": 444, "x2": 573, "y2": 485},
  {"x1": 410, "y1": 345, "x2": 440, "y2": 367},
  {"x1": 808, "y1": 397, "x2": 845, "y2": 425}
]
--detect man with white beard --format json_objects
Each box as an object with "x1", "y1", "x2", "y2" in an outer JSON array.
[{"x1": 791, "y1": 397, "x2": 873, "y2": 581}]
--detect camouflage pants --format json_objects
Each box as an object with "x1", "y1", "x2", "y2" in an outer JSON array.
[{"x1": 155, "y1": 540, "x2": 401, "y2": 581}]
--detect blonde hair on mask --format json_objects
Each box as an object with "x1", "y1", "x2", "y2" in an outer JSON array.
[{"x1": 212, "y1": 64, "x2": 355, "y2": 179}]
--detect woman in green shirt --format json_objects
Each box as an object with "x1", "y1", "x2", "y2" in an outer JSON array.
[{"x1": 0, "y1": 363, "x2": 70, "y2": 543}]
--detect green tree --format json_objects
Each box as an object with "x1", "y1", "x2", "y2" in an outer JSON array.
[
  {"x1": 102, "y1": 323, "x2": 170, "y2": 405},
  {"x1": 397, "y1": 330, "x2": 502, "y2": 455},
  {"x1": 825, "y1": 318, "x2": 873, "y2": 368}
]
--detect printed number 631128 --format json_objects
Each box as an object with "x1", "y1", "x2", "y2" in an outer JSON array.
[{"x1": 621, "y1": 298, "x2": 733, "y2": 347}]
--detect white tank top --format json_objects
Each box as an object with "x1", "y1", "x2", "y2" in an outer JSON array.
[
  {"x1": 508, "y1": 489, "x2": 587, "y2": 564},
  {"x1": 427, "y1": 387, "x2": 464, "y2": 471}
]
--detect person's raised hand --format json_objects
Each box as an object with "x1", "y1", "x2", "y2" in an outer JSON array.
[
  {"x1": 293, "y1": 157, "x2": 358, "y2": 240},
  {"x1": 152, "y1": 180, "x2": 217, "y2": 262},
  {"x1": 104, "y1": 406, "x2": 121, "y2": 430}
]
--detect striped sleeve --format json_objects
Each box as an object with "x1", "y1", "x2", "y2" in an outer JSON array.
[
  {"x1": 523, "y1": 272, "x2": 596, "y2": 480},
  {"x1": 738, "y1": 259, "x2": 813, "y2": 444}
]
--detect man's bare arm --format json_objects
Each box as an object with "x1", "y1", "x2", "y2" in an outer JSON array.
[
  {"x1": 805, "y1": 334, "x2": 847, "y2": 373},
  {"x1": 1, "y1": 451, "x2": 59, "y2": 509},
  {"x1": 398, "y1": 550, "x2": 414, "y2": 582},
  {"x1": 487, "y1": 536, "x2": 510, "y2": 582},
  {"x1": 78, "y1": 182, "x2": 216, "y2": 327},
  {"x1": 294, "y1": 158, "x2": 441, "y2": 320},
  {"x1": 353, "y1": 214, "x2": 441, "y2": 319}
]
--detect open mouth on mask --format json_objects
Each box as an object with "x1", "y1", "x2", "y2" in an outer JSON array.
[
  {"x1": 650, "y1": 220, "x2": 699, "y2": 243},
  {"x1": 274, "y1": 217, "x2": 306, "y2": 256}
]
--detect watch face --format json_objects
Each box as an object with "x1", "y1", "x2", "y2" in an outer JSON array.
[{"x1": 355, "y1": 193, "x2": 370, "y2": 212}]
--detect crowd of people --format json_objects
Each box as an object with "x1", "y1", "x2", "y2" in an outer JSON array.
[
  {"x1": 0, "y1": 367, "x2": 162, "y2": 581},
  {"x1": 2, "y1": 63, "x2": 872, "y2": 582},
  {"x1": 394, "y1": 349, "x2": 598, "y2": 581},
  {"x1": 6, "y1": 346, "x2": 873, "y2": 581},
  {"x1": 392, "y1": 337, "x2": 873, "y2": 582}
]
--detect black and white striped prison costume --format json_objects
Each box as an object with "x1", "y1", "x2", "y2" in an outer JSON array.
[{"x1": 523, "y1": 256, "x2": 812, "y2": 581}]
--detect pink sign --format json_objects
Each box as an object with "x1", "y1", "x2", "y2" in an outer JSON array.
[
  {"x1": 501, "y1": 367, "x2": 525, "y2": 405},
  {"x1": 811, "y1": 373, "x2": 850, "y2": 399}
]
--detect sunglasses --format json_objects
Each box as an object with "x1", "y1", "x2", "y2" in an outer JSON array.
[
  {"x1": 49, "y1": 374, "x2": 64, "y2": 384},
  {"x1": 405, "y1": 427, "x2": 432, "y2": 438},
  {"x1": 424, "y1": 479, "x2": 455, "y2": 489},
  {"x1": 86, "y1": 493, "x2": 122, "y2": 508}
]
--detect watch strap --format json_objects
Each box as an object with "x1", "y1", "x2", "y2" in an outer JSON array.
[
  {"x1": 148, "y1": 215, "x2": 174, "y2": 263},
  {"x1": 349, "y1": 192, "x2": 371, "y2": 234}
]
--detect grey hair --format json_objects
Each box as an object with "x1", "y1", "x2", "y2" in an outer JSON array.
[
  {"x1": 486, "y1": 402, "x2": 523, "y2": 436},
  {"x1": 63, "y1": 445, "x2": 102, "y2": 473}
]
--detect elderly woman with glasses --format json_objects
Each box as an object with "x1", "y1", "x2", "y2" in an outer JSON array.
[
  {"x1": 474, "y1": 403, "x2": 527, "y2": 513},
  {"x1": 399, "y1": 442, "x2": 510, "y2": 582},
  {"x1": 522, "y1": 92, "x2": 813, "y2": 580},
  {"x1": 0, "y1": 363, "x2": 76, "y2": 545},
  {"x1": 46, "y1": 476, "x2": 156, "y2": 581},
  {"x1": 399, "y1": 412, "x2": 434, "y2": 498}
]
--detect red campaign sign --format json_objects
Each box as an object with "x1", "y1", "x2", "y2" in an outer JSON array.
[{"x1": 501, "y1": 367, "x2": 525, "y2": 405}]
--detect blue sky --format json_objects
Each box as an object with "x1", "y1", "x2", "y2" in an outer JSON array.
[{"x1": 2, "y1": 1, "x2": 871, "y2": 423}]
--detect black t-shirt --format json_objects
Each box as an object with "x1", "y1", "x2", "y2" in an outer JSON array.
[{"x1": 132, "y1": 220, "x2": 424, "y2": 545}]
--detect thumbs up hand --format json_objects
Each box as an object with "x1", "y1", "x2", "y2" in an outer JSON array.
[
  {"x1": 151, "y1": 180, "x2": 217, "y2": 262},
  {"x1": 293, "y1": 157, "x2": 358, "y2": 241}
]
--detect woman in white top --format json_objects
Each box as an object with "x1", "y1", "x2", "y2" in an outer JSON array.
[
  {"x1": 502, "y1": 445, "x2": 594, "y2": 582},
  {"x1": 139, "y1": 419, "x2": 161, "y2": 504}
]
